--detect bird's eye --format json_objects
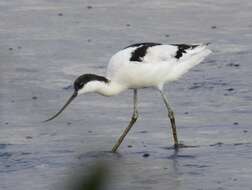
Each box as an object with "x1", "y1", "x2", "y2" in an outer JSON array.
[
  {"x1": 74, "y1": 82, "x2": 84, "y2": 91},
  {"x1": 79, "y1": 83, "x2": 84, "y2": 89},
  {"x1": 77, "y1": 82, "x2": 84, "y2": 90}
]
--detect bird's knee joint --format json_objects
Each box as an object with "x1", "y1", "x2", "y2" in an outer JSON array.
[
  {"x1": 168, "y1": 111, "x2": 175, "y2": 119},
  {"x1": 133, "y1": 111, "x2": 139, "y2": 120}
]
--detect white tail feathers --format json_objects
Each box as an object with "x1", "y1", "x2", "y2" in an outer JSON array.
[{"x1": 169, "y1": 45, "x2": 212, "y2": 80}]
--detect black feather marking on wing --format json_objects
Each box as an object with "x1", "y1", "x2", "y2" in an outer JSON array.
[
  {"x1": 124, "y1": 42, "x2": 162, "y2": 49},
  {"x1": 172, "y1": 44, "x2": 199, "y2": 59},
  {"x1": 125, "y1": 42, "x2": 162, "y2": 62},
  {"x1": 74, "y1": 74, "x2": 109, "y2": 91}
]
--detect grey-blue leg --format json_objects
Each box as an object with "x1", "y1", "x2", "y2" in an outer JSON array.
[
  {"x1": 112, "y1": 89, "x2": 139, "y2": 152},
  {"x1": 160, "y1": 90, "x2": 179, "y2": 148}
]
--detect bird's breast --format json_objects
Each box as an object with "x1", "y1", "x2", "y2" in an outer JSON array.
[{"x1": 107, "y1": 61, "x2": 177, "y2": 89}]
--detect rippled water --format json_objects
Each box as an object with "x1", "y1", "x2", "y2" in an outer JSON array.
[{"x1": 1, "y1": 0, "x2": 252, "y2": 189}]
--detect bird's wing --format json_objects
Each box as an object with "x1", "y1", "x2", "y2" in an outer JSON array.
[
  {"x1": 107, "y1": 43, "x2": 209, "y2": 78},
  {"x1": 122, "y1": 43, "x2": 203, "y2": 64},
  {"x1": 141, "y1": 44, "x2": 178, "y2": 63}
]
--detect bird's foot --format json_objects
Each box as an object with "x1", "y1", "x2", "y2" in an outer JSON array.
[{"x1": 172, "y1": 143, "x2": 200, "y2": 150}]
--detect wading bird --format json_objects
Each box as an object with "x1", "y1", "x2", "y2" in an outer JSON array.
[{"x1": 44, "y1": 42, "x2": 211, "y2": 152}]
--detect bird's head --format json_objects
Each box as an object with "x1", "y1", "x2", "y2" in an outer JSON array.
[{"x1": 44, "y1": 74, "x2": 109, "y2": 122}]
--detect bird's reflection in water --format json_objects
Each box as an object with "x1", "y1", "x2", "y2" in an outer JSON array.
[{"x1": 162, "y1": 144, "x2": 199, "y2": 190}]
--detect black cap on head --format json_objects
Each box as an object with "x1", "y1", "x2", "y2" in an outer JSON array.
[
  {"x1": 74, "y1": 74, "x2": 109, "y2": 91},
  {"x1": 44, "y1": 74, "x2": 109, "y2": 122}
]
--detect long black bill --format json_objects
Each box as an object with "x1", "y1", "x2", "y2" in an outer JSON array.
[{"x1": 43, "y1": 91, "x2": 77, "y2": 122}]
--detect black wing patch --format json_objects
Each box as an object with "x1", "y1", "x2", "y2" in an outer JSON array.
[
  {"x1": 125, "y1": 42, "x2": 161, "y2": 49},
  {"x1": 172, "y1": 44, "x2": 199, "y2": 59},
  {"x1": 125, "y1": 42, "x2": 162, "y2": 62}
]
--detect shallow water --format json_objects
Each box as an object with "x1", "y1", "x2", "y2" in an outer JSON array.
[{"x1": 1, "y1": 0, "x2": 252, "y2": 189}]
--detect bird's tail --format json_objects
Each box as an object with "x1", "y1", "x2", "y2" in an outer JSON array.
[{"x1": 169, "y1": 44, "x2": 212, "y2": 80}]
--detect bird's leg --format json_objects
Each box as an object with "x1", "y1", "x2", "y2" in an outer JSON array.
[
  {"x1": 112, "y1": 89, "x2": 138, "y2": 152},
  {"x1": 160, "y1": 91, "x2": 179, "y2": 149}
]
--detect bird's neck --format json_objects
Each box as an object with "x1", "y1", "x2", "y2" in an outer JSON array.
[{"x1": 94, "y1": 80, "x2": 126, "y2": 97}]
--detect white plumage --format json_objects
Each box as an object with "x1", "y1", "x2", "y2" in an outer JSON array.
[
  {"x1": 107, "y1": 43, "x2": 211, "y2": 91},
  {"x1": 45, "y1": 42, "x2": 212, "y2": 152}
]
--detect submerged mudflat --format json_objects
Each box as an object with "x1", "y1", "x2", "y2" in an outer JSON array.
[{"x1": 0, "y1": 0, "x2": 252, "y2": 189}]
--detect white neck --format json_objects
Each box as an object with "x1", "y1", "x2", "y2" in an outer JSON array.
[
  {"x1": 79, "y1": 80, "x2": 126, "y2": 96},
  {"x1": 97, "y1": 81, "x2": 127, "y2": 96}
]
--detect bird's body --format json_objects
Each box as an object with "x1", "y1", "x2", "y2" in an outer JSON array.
[
  {"x1": 45, "y1": 42, "x2": 212, "y2": 152},
  {"x1": 79, "y1": 43, "x2": 211, "y2": 96}
]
